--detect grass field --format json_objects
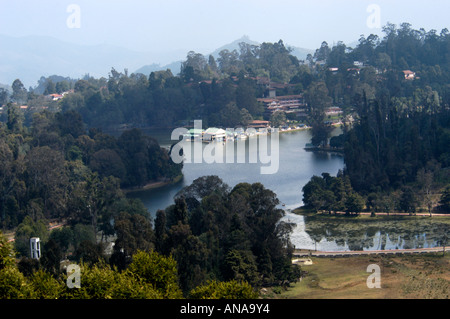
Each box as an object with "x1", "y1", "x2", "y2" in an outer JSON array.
[{"x1": 265, "y1": 253, "x2": 449, "y2": 299}]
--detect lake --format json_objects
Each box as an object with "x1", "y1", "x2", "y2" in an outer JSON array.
[{"x1": 128, "y1": 128, "x2": 448, "y2": 251}]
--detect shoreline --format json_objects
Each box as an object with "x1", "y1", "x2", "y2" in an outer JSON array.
[
  {"x1": 122, "y1": 174, "x2": 183, "y2": 194},
  {"x1": 291, "y1": 207, "x2": 450, "y2": 218}
]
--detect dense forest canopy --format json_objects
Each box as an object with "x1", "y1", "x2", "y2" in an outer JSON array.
[
  {"x1": 2, "y1": 23, "x2": 450, "y2": 134},
  {"x1": 1, "y1": 22, "x2": 450, "y2": 299},
  {"x1": 2, "y1": 22, "x2": 450, "y2": 223},
  {"x1": 0, "y1": 106, "x2": 182, "y2": 231},
  {"x1": 301, "y1": 23, "x2": 450, "y2": 215}
]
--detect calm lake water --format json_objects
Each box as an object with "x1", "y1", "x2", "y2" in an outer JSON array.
[{"x1": 128, "y1": 128, "x2": 448, "y2": 251}]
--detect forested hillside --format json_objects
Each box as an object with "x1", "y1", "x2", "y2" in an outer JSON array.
[
  {"x1": 302, "y1": 23, "x2": 450, "y2": 215},
  {"x1": 0, "y1": 105, "x2": 181, "y2": 231},
  {"x1": 2, "y1": 22, "x2": 450, "y2": 299}
]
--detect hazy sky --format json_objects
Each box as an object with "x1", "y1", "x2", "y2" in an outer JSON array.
[{"x1": 1, "y1": 0, "x2": 450, "y2": 56}]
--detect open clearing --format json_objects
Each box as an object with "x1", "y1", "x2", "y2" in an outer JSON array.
[{"x1": 268, "y1": 253, "x2": 449, "y2": 299}]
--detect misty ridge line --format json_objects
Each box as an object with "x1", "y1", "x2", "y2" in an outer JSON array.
[{"x1": 0, "y1": 32, "x2": 314, "y2": 89}]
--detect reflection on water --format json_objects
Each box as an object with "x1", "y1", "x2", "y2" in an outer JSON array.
[
  {"x1": 283, "y1": 211, "x2": 449, "y2": 251},
  {"x1": 128, "y1": 128, "x2": 448, "y2": 251},
  {"x1": 129, "y1": 129, "x2": 345, "y2": 215}
]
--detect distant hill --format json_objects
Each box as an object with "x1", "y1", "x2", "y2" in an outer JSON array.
[
  {"x1": 135, "y1": 61, "x2": 183, "y2": 77},
  {"x1": 0, "y1": 34, "x2": 314, "y2": 88},
  {"x1": 0, "y1": 34, "x2": 180, "y2": 88},
  {"x1": 209, "y1": 35, "x2": 260, "y2": 58},
  {"x1": 290, "y1": 46, "x2": 315, "y2": 60},
  {"x1": 134, "y1": 36, "x2": 314, "y2": 77},
  {"x1": 210, "y1": 35, "x2": 314, "y2": 60}
]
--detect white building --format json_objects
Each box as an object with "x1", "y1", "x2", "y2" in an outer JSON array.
[
  {"x1": 203, "y1": 128, "x2": 227, "y2": 142},
  {"x1": 30, "y1": 237, "x2": 41, "y2": 259}
]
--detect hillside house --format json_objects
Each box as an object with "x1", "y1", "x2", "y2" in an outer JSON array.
[
  {"x1": 247, "y1": 120, "x2": 270, "y2": 129},
  {"x1": 258, "y1": 94, "x2": 306, "y2": 117},
  {"x1": 403, "y1": 70, "x2": 416, "y2": 80}
]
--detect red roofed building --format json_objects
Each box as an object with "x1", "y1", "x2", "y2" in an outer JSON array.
[
  {"x1": 247, "y1": 120, "x2": 270, "y2": 129},
  {"x1": 403, "y1": 70, "x2": 416, "y2": 80}
]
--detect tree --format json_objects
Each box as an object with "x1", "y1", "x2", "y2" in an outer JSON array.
[
  {"x1": 11, "y1": 79, "x2": 27, "y2": 104},
  {"x1": 270, "y1": 110, "x2": 287, "y2": 128},
  {"x1": 0, "y1": 231, "x2": 15, "y2": 270},
  {"x1": 302, "y1": 175, "x2": 326, "y2": 211},
  {"x1": 314, "y1": 41, "x2": 331, "y2": 62},
  {"x1": 220, "y1": 102, "x2": 242, "y2": 128},
  {"x1": 0, "y1": 138, "x2": 20, "y2": 228},
  {"x1": 417, "y1": 168, "x2": 436, "y2": 216},
  {"x1": 217, "y1": 49, "x2": 241, "y2": 75},
  {"x1": 345, "y1": 193, "x2": 365, "y2": 214},
  {"x1": 223, "y1": 249, "x2": 259, "y2": 286},
  {"x1": 89, "y1": 149, "x2": 126, "y2": 180},
  {"x1": 55, "y1": 80, "x2": 71, "y2": 94},
  {"x1": 240, "y1": 108, "x2": 253, "y2": 127},
  {"x1": 67, "y1": 174, "x2": 122, "y2": 237},
  {"x1": 126, "y1": 250, "x2": 183, "y2": 298},
  {"x1": 44, "y1": 80, "x2": 56, "y2": 95},
  {"x1": 236, "y1": 80, "x2": 259, "y2": 115},
  {"x1": 0, "y1": 88, "x2": 8, "y2": 105},
  {"x1": 48, "y1": 227, "x2": 73, "y2": 258},
  {"x1": 154, "y1": 209, "x2": 168, "y2": 254},
  {"x1": 40, "y1": 239, "x2": 62, "y2": 275},
  {"x1": 63, "y1": 261, "x2": 162, "y2": 299},
  {"x1": 6, "y1": 103, "x2": 23, "y2": 132},
  {"x1": 111, "y1": 212, "x2": 155, "y2": 269},
  {"x1": 14, "y1": 216, "x2": 49, "y2": 257},
  {"x1": 28, "y1": 270, "x2": 65, "y2": 299},
  {"x1": 189, "y1": 280, "x2": 258, "y2": 299},
  {"x1": 166, "y1": 222, "x2": 209, "y2": 293},
  {"x1": 305, "y1": 82, "x2": 333, "y2": 146},
  {"x1": 73, "y1": 240, "x2": 105, "y2": 266},
  {"x1": 25, "y1": 146, "x2": 68, "y2": 218},
  {"x1": 0, "y1": 266, "x2": 33, "y2": 298},
  {"x1": 399, "y1": 187, "x2": 418, "y2": 215},
  {"x1": 176, "y1": 175, "x2": 230, "y2": 203},
  {"x1": 180, "y1": 51, "x2": 209, "y2": 81},
  {"x1": 438, "y1": 185, "x2": 450, "y2": 213}
]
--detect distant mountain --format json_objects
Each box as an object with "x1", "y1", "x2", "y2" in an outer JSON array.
[
  {"x1": 133, "y1": 36, "x2": 260, "y2": 77},
  {"x1": 0, "y1": 34, "x2": 314, "y2": 88},
  {"x1": 209, "y1": 35, "x2": 260, "y2": 58},
  {"x1": 135, "y1": 61, "x2": 183, "y2": 77},
  {"x1": 0, "y1": 34, "x2": 183, "y2": 88},
  {"x1": 134, "y1": 36, "x2": 314, "y2": 77},
  {"x1": 210, "y1": 35, "x2": 314, "y2": 60},
  {"x1": 289, "y1": 46, "x2": 315, "y2": 60}
]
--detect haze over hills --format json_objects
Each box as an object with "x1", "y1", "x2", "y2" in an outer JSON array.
[
  {"x1": 135, "y1": 36, "x2": 314, "y2": 77},
  {"x1": 0, "y1": 34, "x2": 314, "y2": 89},
  {"x1": 0, "y1": 34, "x2": 184, "y2": 88}
]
